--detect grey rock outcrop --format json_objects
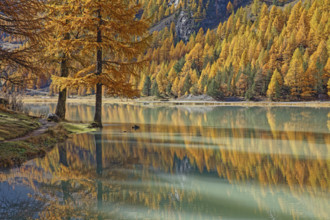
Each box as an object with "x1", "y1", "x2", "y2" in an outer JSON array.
[
  {"x1": 168, "y1": 0, "x2": 180, "y2": 7},
  {"x1": 175, "y1": 10, "x2": 195, "y2": 42}
]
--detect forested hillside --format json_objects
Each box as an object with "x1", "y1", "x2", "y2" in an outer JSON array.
[
  {"x1": 136, "y1": 0, "x2": 329, "y2": 100},
  {"x1": 141, "y1": 0, "x2": 294, "y2": 29}
]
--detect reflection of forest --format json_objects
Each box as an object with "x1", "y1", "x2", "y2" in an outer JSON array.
[
  {"x1": 27, "y1": 104, "x2": 330, "y2": 132},
  {"x1": 2, "y1": 105, "x2": 330, "y2": 219}
]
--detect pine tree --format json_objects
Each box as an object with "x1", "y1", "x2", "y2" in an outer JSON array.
[
  {"x1": 227, "y1": 1, "x2": 234, "y2": 15},
  {"x1": 296, "y1": 11, "x2": 308, "y2": 47},
  {"x1": 267, "y1": 69, "x2": 283, "y2": 99},
  {"x1": 252, "y1": 0, "x2": 260, "y2": 16},
  {"x1": 183, "y1": 74, "x2": 191, "y2": 94},
  {"x1": 284, "y1": 48, "x2": 305, "y2": 98},
  {"x1": 186, "y1": 43, "x2": 203, "y2": 72},
  {"x1": 173, "y1": 58, "x2": 185, "y2": 73},
  {"x1": 305, "y1": 40, "x2": 328, "y2": 95},
  {"x1": 142, "y1": 76, "x2": 151, "y2": 96},
  {"x1": 172, "y1": 77, "x2": 180, "y2": 96},
  {"x1": 151, "y1": 80, "x2": 160, "y2": 97},
  {"x1": 166, "y1": 83, "x2": 172, "y2": 96},
  {"x1": 207, "y1": 79, "x2": 223, "y2": 100},
  {"x1": 324, "y1": 58, "x2": 330, "y2": 80},
  {"x1": 235, "y1": 73, "x2": 248, "y2": 96}
]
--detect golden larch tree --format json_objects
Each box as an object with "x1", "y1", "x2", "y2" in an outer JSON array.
[
  {"x1": 284, "y1": 48, "x2": 305, "y2": 98},
  {"x1": 226, "y1": 1, "x2": 234, "y2": 15},
  {"x1": 267, "y1": 69, "x2": 283, "y2": 99},
  {"x1": 51, "y1": 0, "x2": 150, "y2": 127},
  {"x1": 41, "y1": 0, "x2": 85, "y2": 120}
]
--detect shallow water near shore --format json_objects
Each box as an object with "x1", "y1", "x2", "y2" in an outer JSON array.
[{"x1": 1, "y1": 103, "x2": 329, "y2": 219}]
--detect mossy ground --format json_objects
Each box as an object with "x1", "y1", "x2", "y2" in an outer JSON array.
[
  {"x1": 61, "y1": 122, "x2": 96, "y2": 134},
  {"x1": 0, "y1": 108, "x2": 97, "y2": 168},
  {"x1": 0, "y1": 109, "x2": 70, "y2": 168},
  {"x1": 0, "y1": 109, "x2": 40, "y2": 141},
  {"x1": 0, "y1": 124, "x2": 69, "y2": 168}
]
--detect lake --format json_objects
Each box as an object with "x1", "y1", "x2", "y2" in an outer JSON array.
[{"x1": 0, "y1": 103, "x2": 329, "y2": 219}]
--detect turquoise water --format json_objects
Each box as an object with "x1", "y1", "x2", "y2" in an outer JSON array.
[{"x1": 1, "y1": 104, "x2": 329, "y2": 219}]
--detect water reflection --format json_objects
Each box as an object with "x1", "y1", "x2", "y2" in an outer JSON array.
[{"x1": 1, "y1": 104, "x2": 329, "y2": 219}]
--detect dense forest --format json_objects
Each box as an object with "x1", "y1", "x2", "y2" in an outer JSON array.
[
  {"x1": 139, "y1": 0, "x2": 294, "y2": 26},
  {"x1": 136, "y1": 0, "x2": 329, "y2": 101},
  {"x1": 0, "y1": 0, "x2": 329, "y2": 102}
]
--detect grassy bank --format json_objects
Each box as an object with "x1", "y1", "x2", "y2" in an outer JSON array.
[
  {"x1": 0, "y1": 125, "x2": 68, "y2": 168},
  {"x1": 0, "y1": 109, "x2": 95, "y2": 168},
  {"x1": 0, "y1": 109, "x2": 40, "y2": 141}
]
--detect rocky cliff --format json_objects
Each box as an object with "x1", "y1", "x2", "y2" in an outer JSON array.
[
  {"x1": 175, "y1": 10, "x2": 195, "y2": 42},
  {"x1": 151, "y1": 0, "x2": 236, "y2": 41},
  {"x1": 150, "y1": 0, "x2": 296, "y2": 42}
]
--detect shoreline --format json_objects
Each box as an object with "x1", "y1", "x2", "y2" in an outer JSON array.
[
  {"x1": 0, "y1": 109, "x2": 96, "y2": 168},
  {"x1": 0, "y1": 124, "x2": 69, "y2": 169},
  {"x1": 22, "y1": 96, "x2": 330, "y2": 108}
]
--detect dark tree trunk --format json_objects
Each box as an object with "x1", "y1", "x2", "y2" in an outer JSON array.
[
  {"x1": 95, "y1": 133, "x2": 102, "y2": 175},
  {"x1": 58, "y1": 144, "x2": 68, "y2": 167},
  {"x1": 55, "y1": 33, "x2": 70, "y2": 120},
  {"x1": 97, "y1": 180, "x2": 103, "y2": 220},
  {"x1": 95, "y1": 132, "x2": 103, "y2": 219},
  {"x1": 93, "y1": 83, "x2": 102, "y2": 127},
  {"x1": 92, "y1": 9, "x2": 103, "y2": 128},
  {"x1": 59, "y1": 143, "x2": 71, "y2": 219}
]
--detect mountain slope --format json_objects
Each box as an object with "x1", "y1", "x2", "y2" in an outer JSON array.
[
  {"x1": 135, "y1": 0, "x2": 329, "y2": 101},
  {"x1": 145, "y1": 0, "x2": 297, "y2": 41}
]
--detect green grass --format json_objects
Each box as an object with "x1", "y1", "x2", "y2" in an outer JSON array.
[
  {"x1": 61, "y1": 122, "x2": 97, "y2": 134},
  {"x1": 0, "y1": 124, "x2": 69, "y2": 168},
  {"x1": 0, "y1": 109, "x2": 96, "y2": 168},
  {"x1": 0, "y1": 109, "x2": 40, "y2": 141}
]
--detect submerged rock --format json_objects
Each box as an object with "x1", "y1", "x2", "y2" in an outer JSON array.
[{"x1": 132, "y1": 125, "x2": 140, "y2": 130}]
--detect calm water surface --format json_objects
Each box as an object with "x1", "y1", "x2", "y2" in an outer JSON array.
[{"x1": 0, "y1": 104, "x2": 329, "y2": 219}]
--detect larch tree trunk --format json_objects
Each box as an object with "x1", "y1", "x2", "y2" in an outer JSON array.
[
  {"x1": 92, "y1": 8, "x2": 103, "y2": 128},
  {"x1": 55, "y1": 33, "x2": 70, "y2": 120},
  {"x1": 95, "y1": 132, "x2": 103, "y2": 219}
]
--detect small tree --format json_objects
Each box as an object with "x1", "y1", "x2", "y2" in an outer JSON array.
[
  {"x1": 284, "y1": 49, "x2": 305, "y2": 99},
  {"x1": 274, "y1": 80, "x2": 281, "y2": 101},
  {"x1": 252, "y1": 0, "x2": 260, "y2": 16},
  {"x1": 183, "y1": 74, "x2": 191, "y2": 95},
  {"x1": 315, "y1": 58, "x2": 325, "y2": 94},
  {"x1": 174, "y1": 58, "x2": 185, "y2": 73},
  {"x1": 226, "y1": 1, "x2": 234, "y2": 15},
  {"x1": 207, "y1": 79, "x2": 223, "y2": 100},
  {"x1": 166, "y1": 83, "x2": 172, "y2": 96},
  {"x1": 142, "y1": 76, "x2": 151, "y2": 96},
  {"x1": 151, "y1": 81, "x2": 160, "y2": 97},
  {"x1": 267, "y1": 69, "x2": 283, "y2": 100}
]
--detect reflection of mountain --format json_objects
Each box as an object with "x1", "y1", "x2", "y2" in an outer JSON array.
[{"x1": 2, "y1": 105, "x2": 330, "y2": 219}]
